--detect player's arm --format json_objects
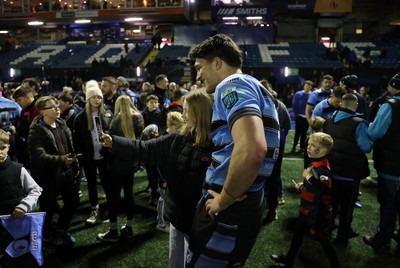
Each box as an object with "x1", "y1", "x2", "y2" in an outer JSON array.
[
  {"x1": 305, "y1": 104, "x2": 314, "y2": 125},
  {"x1": 213, "y1": 114, "x2": 267, "y2": 209}
]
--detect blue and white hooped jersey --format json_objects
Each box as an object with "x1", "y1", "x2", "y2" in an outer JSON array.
[
  {"x1": 307, "y1": 88, "x2": 332, "y2": 107},
  {"x1": 206, "y1": 73, "x2": 280, "y2": 192},
  {"x1": 311, "y1": 99, "x2": 337, "y2": 120}
]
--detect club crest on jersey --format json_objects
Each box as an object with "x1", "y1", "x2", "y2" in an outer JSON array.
[{"x1": 222, "y1": 87, "x2": 239, "y2": 109}]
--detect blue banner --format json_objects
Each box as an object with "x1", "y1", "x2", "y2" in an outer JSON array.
[{"x1": 0, "y1": 212, "x2": 46, "y2": 266}]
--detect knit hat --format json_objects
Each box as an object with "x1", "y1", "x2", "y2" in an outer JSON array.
[
  {"x1": 85, "y1": 80, "x2": 103, "y2": 101},
  {"x1": 389, "y1": 72, "x2": 400, "y2": 90},
  {"x1": 340, "y1": 75, "x2": 358, "y2": 89}
]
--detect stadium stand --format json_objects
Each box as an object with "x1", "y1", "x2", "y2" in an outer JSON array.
[
  {"x1": 1, "y1": 40, "x2": 399, "y2": 85},
  {"x1": 0, "y1": 43, "x2": 153, "y2": 70},
  {"x1": 154, "y1": 45, "x2": 192, "y2": 65},
  {"x1": 241, "y1": 43, "x2": 343, "y2": 68},
  {"x1": 339, "y1": 42, "x2": 400, "y2": 69}
]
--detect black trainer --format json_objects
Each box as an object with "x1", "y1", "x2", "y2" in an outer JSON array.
[
  {"x1": 120, "y1": 224, "x2": 133, "y2": 238},
  {"x1": 97, "y1": 229, "x2": 119, "y2": 243},
  {"x1": 263, "y1": 210, "x2": 278, "y2": 225},
  {"x1": 338, "y1": 228, "x2": 359, "y2": 239},
  {"x1": 55, "y1": 230, "x2": 76, "y2": 245},
  {"x1": 334, "y1": 235, "x2": 349, "y2": 248},
  {"x1": 362, "y1": 235, "x2": 390, "y2": 252},
  {"x1": 346, "y1": 228, "x2": 359, "y2": 239}
]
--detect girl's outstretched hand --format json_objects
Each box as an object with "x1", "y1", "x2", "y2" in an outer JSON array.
[{"x1": 101, "y1": 133, "x2": 113, "y2": 148}]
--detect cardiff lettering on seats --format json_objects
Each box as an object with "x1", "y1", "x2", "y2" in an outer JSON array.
[
  {"x1": 9, "y1": 44, "x2": 128, "y2": 68},
  {"x1": 84, "y1": 44, "x2": 128, "y2": 65},
  {"x1": 10, "y1": 46, "x2": 65, "y2": 66}
]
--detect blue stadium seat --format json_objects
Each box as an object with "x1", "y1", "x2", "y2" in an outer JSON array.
[{"x1": 1, "y1": 41, "x2": 398, "y2": 73}]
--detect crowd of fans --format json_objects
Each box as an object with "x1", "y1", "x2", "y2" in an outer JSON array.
[{"x1": 0, "y1": 70, "x2": 206, "y2": 264}]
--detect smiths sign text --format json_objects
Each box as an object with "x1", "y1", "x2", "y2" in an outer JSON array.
[{"x1": 214, "y1": 7, "x2": 268, "y2": 17}]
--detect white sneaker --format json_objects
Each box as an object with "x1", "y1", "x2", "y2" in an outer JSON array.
[
  {"x1": 97, "y1": 229, "x2": 119, "y2": 243},
  {"x1": 86, "y1": 210, "x2": 101, "y2": 225},
  {"x1": 278, "y1": 196, "x2": 286, "y2": 205}
]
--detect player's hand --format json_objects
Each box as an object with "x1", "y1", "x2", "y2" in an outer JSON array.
[{"x1": 205, "y1": 189, "x2": 246, "y2": 220}]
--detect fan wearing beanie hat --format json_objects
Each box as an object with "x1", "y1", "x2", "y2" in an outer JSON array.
[
  {"x1": 389, "y1": 72, "x2": 400, "y2": 90},
  {"x1": 339, "y1": 74, "x2": 368, "y2": 117},
  {"x1": 364, "y1": 70, "x2": 400, "y2": 249},
  {"x1": 340, "y1": 75, "x2": 358, "y2": 90},
  {"x1": 85, "y1": 80, "x2": 103, "y2": 101},
  {"x1": 73, "y1": 79, "x2": 110, "y2": 227}
]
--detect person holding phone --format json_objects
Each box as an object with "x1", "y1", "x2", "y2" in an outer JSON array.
[
  {"x1": 97, "y1": 95, "x2": 144, "y2": 242},
  {"x1": 101, "y1": 89, "x2": 213, "y2": 267},
  {"x1": 28, "y1": 96, "x2": 79, "y2": 248},
  {"x1": 73, "y1": 80, "x2": 112, "y2": 225}
]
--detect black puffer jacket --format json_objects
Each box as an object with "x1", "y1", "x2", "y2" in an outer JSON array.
[
  {"x1": 0, "y1": 158, "x2": 23, "y2": 215},
  {"x1": 111, "y1": 132, "x2": 212, "y2": 235},
  {"x1": 107, "y1": 113, "x2": 144, "y2": 176}
]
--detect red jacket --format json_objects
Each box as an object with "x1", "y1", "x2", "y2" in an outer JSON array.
[{"x1": 299, "y1": 157, "x2": 333, "y2": 238}]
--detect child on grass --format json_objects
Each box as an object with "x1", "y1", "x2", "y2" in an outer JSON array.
[
  {"x1": 270, "y1": 132, "x2": 340, "y2": 268},
  {"x1": 0, "y1": 128, "x2": 42, "y2": 266},
  {"x1": 0, "y1": 129, "x2": 42, "y2": 217},
  {"x1": 141, "y1": 94, "x2": 164, "y2": 205}
]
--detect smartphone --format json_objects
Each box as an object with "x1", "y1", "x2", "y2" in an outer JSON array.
[{"x1": 94, "y1": 116, "x2": 103, "y2": 142}]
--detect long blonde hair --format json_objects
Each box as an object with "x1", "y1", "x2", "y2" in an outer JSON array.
[
  {"x1": 114, "y1": 95, "x2": 141, "y2": 140},
  {"x1": 85, "y1": 97, "x2": 106, "y2": 131},
  {"x1": 180, "y1": 89, "x2": 213, "y2": 147},
  {"x1": 167, "y1": 111, "x2": 184, "y2": 132}
]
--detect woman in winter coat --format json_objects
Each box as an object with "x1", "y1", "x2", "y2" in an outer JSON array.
[
  {"x1": 97, "y1": 95, "x2": 144, "y2": 242},
  {"x1": 73, "y1": 80, "x2": 112, "y2": 225},
  {"x1": 101, "y1": 89, "x2": 213, "y2": 267}
]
